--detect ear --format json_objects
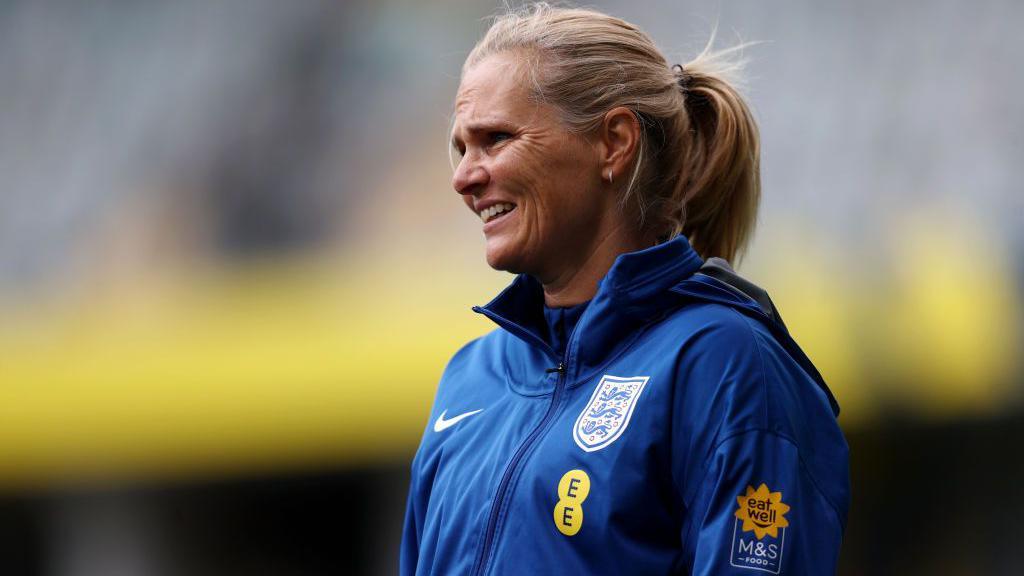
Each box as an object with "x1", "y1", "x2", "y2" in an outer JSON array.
[{"x1": 597, "y1": 106, "x2": 641, "y2": 183}]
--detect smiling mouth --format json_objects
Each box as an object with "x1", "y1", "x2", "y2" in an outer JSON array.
[{"x1": 479, "y1": 202, "x2": 517, "y2": 224}]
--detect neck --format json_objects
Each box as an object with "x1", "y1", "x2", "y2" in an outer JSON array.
[{"x1": 539, "y1": 222, "x2": 651, "y2": 307}]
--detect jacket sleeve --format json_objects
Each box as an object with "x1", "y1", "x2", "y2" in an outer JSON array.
[
  {"x1": 398, "y1": 336, "x2": 486, "y2": 576},
  {"x1": 399, "y1": 474, "x2": 421, "y2": 576},
  {"x1": 671, "y1": 308, "x2": 849, "y2": 575}
]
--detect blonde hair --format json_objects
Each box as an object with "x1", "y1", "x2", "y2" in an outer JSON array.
[{"x1": 462, "y1": 3, "x2": 761, "y2": 263}]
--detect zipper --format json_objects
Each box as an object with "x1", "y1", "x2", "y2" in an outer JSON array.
[
  {"x1": 469, "y1": 360, "x2": 566, "y2": 576},
  {"x1": 469, "y1": 308, "x2": 582, "y2": 576}
]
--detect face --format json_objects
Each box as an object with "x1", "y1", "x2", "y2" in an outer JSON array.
[{"x1": 451, "y1": 52, "x2": 612, "y2": 282}]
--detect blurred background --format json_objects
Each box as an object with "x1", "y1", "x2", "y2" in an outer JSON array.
[{"x1": 0, "y1": 0, "x2": 1021, "y2": 574}]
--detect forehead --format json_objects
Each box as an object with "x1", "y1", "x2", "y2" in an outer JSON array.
[{"x1": 453, "y1": 52, "x2": 545, "y2": 133}]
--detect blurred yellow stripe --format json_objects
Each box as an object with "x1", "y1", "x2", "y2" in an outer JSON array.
[
  {"x1": 1, "y1": 214, "x2": 1019, "y2": 490},
  {"x1": 0, "y1": 257, "x2": 506, "y2": 490}
]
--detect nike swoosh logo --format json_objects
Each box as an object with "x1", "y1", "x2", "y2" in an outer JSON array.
[{"x1": 433, "y1": 408, "x2": 484, "y2": 432}]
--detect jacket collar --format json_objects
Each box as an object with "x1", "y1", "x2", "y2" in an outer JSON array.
[{"x1": 473, "y1": 235, "x2": 704, "y2": 382}]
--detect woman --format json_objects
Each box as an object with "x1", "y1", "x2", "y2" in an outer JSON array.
[{"x1": 402, "y1": 5, "x2": 849, "y2": 575}]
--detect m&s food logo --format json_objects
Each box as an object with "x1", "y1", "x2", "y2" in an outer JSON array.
[{"x1": 730, "y1": 483, "x2": 790, "y2": 573}]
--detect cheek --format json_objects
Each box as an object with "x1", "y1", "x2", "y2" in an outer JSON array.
[
  {"x1": 537, "y1": 150, "x2": 599, "y2": 220},
  {"x1": 493, "y1": 137, "x2": 599, "y2": 234},
  {"x1": 488, "y1": 152, "x2": 546, "y2": 218},
  {"x1": 512, "y1": 146, "x2": 581, "y2": 200}
]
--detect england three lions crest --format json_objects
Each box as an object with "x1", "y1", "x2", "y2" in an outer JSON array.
[{"x1": 573, "y1": 375, "x2": 650, "y2": 452}]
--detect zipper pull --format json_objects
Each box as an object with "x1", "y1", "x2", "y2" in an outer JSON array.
[{"x1": 545, "y1": 362, "x2": 565, "y2": 375}]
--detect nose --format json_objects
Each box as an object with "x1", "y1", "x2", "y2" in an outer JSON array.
[{"x1": 452, "y1": 152, "x2": 489, "y2": 197}]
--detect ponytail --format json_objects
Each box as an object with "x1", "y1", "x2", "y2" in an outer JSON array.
[{"x1": 671, "y1": 44, "x2": 761, "y2": 264}]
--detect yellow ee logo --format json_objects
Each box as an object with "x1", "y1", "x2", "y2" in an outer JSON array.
[{"x1": 553, "y1": 469, "x2": 590, "y2": 536}]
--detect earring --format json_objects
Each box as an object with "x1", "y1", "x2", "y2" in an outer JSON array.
[{"x1": 607, "y1": 169, "x2": 613, "y2": 183}]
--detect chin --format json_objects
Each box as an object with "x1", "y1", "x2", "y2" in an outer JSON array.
[
  {"x1": 484, "y1": 239, "x2": 528, "y2": 274},
  {"x1": 484, "y1": 247, "x2": 517, "y2": 273}
]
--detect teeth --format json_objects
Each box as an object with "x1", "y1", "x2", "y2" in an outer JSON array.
[{"x1": 480, "y1": 203, "x2": 515, "y2": 223}]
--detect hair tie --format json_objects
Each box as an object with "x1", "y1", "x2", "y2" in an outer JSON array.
[{"x1": 671, "y1": 64, "x2": 691, "y2": 93}]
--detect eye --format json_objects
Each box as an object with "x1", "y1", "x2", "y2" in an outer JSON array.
[{"x1": 488, "y1": 131, "x2": 513, "y2": 145}]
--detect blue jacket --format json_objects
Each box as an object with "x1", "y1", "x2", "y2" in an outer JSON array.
[{"x1": 401, "y1": 236, "x2": 850, "y2": 575}]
